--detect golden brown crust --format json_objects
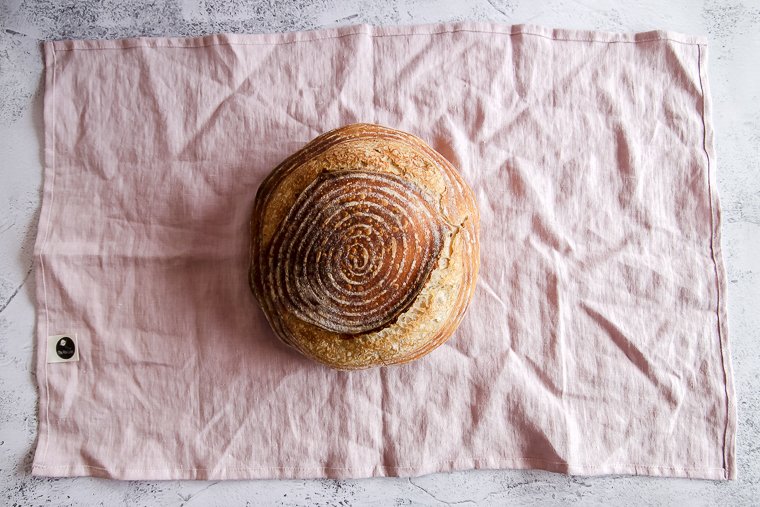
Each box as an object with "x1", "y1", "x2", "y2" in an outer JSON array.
[{"x1": 250, "y1": 123, "x2": 480, "y2": 370}]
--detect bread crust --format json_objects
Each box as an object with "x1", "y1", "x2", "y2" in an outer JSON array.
[{"x1": 250, "y1": 123, "x2": 479, "y2": 370}]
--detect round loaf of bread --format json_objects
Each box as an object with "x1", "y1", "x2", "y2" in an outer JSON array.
[{"x1": 249, "y1": 123, "x2": 479, "y2": 370}]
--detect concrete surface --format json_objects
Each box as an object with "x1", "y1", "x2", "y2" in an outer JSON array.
[{"x1": 1, "y1": 0, "x2": 758, "y2": 505}]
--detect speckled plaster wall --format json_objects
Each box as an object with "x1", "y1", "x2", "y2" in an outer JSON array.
[{"x1": 1, "y1": 1, "x2": 759, "y2": 505}]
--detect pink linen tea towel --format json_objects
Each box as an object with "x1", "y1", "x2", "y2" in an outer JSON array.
[{"x1": 32, "y1": 22, "x2": 735, "y2": 480}]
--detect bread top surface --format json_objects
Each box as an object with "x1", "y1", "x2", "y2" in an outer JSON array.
[
  {"x1": 266, "y1": 169, "x2": 450, "y2": 335},
  {"x1": 250, "y1": 124, "x2": 479, "y2": 370}
]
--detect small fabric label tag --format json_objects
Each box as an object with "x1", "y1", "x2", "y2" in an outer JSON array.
[{"x1": 47, "y1": 334, "x2": 80, "y2": 363}]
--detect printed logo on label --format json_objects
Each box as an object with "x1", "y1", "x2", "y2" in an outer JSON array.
[
  {"x1": 55, "y1": 337, "x2": 76, "y2": 359},
  {"x1": 47, "y1": 334, "x2": 80, "y2": 363}
]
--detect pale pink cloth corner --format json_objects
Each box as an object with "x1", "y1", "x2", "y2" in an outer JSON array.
[{"x1": 32, "y1": 22, "x2": 736, "y2": 480}]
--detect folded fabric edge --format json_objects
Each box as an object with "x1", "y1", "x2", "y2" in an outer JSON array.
[
  {"x1": 30, "y1": 459, "x2": 732, "y2": 481},
  {"x1": 697, "y1": 42, "x2": 737, "y2": 482},
  {"x1": 44, "y1": 22, "x2": 708, "y2": 51},
  {"x1": 29, "y1": 39, "x2": 59, "y2": 479}
]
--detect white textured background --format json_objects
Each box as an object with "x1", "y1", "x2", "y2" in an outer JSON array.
[{"x1": 1, "y1": 1, "x2": 758, "y2": 505}]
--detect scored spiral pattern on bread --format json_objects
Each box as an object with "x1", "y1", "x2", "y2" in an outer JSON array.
[
  {"x1": 267, "y1": 170, "x2": 449, "y2": 334},
  {"x1": 250, "y1": 123, "x2": 480, "y2": 370}
]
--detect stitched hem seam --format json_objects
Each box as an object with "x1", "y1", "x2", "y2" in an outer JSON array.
[
  {"x1": 32, "y1": 462, "x2": 727, "y2": 472},
  {"x1": 47, "y1": 23, "x2": 708, "y2": 52}
]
